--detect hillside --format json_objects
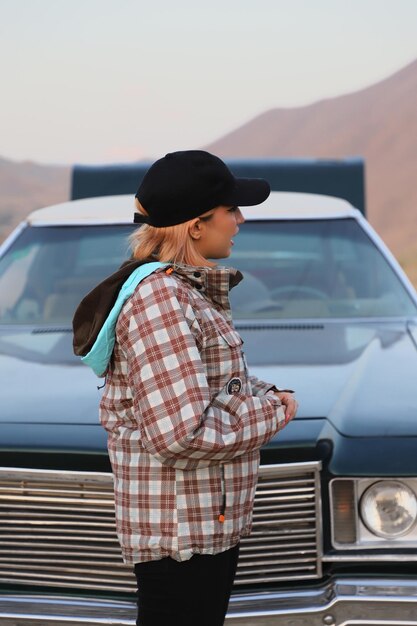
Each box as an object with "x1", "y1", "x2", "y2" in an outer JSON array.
[
  {"x1": 1, "y1": 59, "x2": 417, "y2": 285},
  {"x1": 206, "y1": 58, "x2": 417, "y2": 276},
  {"x1": 0, "y1": 158, "x2": 70, "y2": 242}
]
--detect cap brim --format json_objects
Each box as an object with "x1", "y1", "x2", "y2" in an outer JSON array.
[{"x1": 224, "y1": 178, "x2": 270, "y2": 207}]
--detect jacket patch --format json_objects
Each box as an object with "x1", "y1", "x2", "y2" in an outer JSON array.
[{"x1": 227, "y1": 377, "x2": 242, "y2": 394}]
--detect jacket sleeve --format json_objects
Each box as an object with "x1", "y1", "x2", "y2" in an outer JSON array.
[
  {"x1": 119, "y1": 277, "x2": 289, "y2": 470},
  {"x1": 248, "y1": 375, "x2": 295, "y2": 396},
  {"x1": 248, "y1": 375, "x2": 277, "y2": 396}
]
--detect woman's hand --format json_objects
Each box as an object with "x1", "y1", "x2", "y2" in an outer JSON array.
[{"x1": 275, "y1": 391, "x2": 298, "y2": 423}]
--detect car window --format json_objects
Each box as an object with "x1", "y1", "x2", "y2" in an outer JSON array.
[
  {"x1": 0, "y1": 225, "x2": 134, "y2": 325},
  {"x1": 226, "y1": 219, "x2": 417, "y2": 318},
  {"x1": 0, "y1": 218, "x2": 416, "y2": 326}
]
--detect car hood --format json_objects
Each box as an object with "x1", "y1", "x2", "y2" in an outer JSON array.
[
  {"x1": 1, "y1": 322, "x2": 417, "y2": 439},
  {"x1": 0, "y1": 328, "x2": 101, "y2": 425},
  {"x1": 240, "y1": 319, "x2": 417, "y2": 438}
]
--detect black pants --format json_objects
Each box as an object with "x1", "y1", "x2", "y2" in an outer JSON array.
[{"x1": 134, "y1": 544, "x2": 240, "y2": 626}]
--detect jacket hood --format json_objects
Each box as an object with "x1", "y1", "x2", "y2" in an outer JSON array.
[
  {"x1": 73, "y1": 261, "x2": 167, "y2": 376},
  {"x1": 72, "y1": 259, "x2": 244, "y2": 377},
  {"x1": 72, "y1": 258, "x2": 151, "y2": 358}
]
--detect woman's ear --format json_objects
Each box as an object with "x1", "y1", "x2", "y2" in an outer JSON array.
[{"x1": 188, "y1": 218, "x2": 203, "y2": 240}]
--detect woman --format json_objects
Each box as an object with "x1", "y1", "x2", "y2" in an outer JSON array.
[{"x1": 73, "y1": 150, "x2": 297, "y2": 626}]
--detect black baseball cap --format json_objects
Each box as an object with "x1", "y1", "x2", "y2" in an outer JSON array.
[{"x1": 134, "y1": 150, "x2": 270, "y2": 227}]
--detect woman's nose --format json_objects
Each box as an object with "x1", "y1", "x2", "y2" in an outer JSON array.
[{"x1": 236, "y1": 208, "x2": 245, "y2": 224}]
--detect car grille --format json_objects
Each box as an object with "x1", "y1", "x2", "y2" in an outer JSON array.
[{"x1": 0, "y1": 462, "x2": 322, "y2": 592}]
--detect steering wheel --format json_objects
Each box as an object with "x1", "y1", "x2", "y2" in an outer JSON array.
[{"x1": 271, "y1": 285, "x2": 328, "y2": 300}]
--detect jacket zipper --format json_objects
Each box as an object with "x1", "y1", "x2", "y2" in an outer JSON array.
[{"x1": 218, "y1": 464, "x2": 226, "y2": 523}]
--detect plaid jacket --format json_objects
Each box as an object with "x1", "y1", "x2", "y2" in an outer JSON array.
[{"x1": 100, "y1": 264, "x2": 289, "y2": 564}]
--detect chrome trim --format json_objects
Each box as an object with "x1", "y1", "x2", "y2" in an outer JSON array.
[
  {"x1": 0, "y1": 594, "x2": 135, "y2": 625},
  {"x1": 324, "y1": 553, "x2": 417, "y2": 562},
  {"x1": 0, "y1": 221, "x2": 27, "y2": 257},
  {"x1": 0, "y1": 467, "x2": 114, "y2": 483},
  {"x1": 313, "y1": 456, "x2": 323, "y2": 578},
  {"x1": 0, "y1": 462, "x2": 322, "y2": 592},
  {"x1": 227, "y1": 577, "x2": 417, "y2": 625},
  {"x1": 2, "y1": 578, "x2": 417, "y2": 625}
]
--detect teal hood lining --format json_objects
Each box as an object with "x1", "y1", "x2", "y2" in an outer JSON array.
[{"x1": 81, "y1": 262, "x2": 167, "y2": 376}]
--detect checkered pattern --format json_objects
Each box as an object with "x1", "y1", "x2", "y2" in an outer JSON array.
[{"x1": 100, "y1": 265, "x2": 289, "y2": 564}]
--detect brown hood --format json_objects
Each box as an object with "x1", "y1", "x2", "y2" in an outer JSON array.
[{"x1": 72, "y1": 258, "x2": 148, "y2": 357}]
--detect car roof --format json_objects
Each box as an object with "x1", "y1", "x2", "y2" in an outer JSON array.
[{"x1": 27, "y1": 191, "x2": 359, "y2": 226}]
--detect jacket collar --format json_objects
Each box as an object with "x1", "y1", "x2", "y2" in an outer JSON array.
[{"x1": 169, "y1": 264, "x2": 243, "y2": 312}]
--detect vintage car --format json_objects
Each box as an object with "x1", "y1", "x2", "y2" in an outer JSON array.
[{"x1": 1, "y1": 190, "x2": 417, "y2": 625}]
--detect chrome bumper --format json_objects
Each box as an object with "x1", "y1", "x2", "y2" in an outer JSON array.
[{"x1": 2, "y1": 578, "x2": 417, "y2": 625}]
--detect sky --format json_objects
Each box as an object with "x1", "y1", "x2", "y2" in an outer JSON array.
[{"x1": 1, "y1": 0, "x2": 417, "y2": 165}]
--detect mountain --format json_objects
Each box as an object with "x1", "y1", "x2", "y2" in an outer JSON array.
[
  {"x1": 1, "y1": 59, "x2": 416, "y2": 284},
  {"x1": 206, "y1": 58, "x2": 417, "y2": 277},
  {"x1": 0, "y1": 157, "x2": 70, "y2": 242}
]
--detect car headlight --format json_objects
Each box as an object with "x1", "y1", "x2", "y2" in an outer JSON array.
[{"x1": 360, "y1": 480, "x2": 417, "y2": 538}]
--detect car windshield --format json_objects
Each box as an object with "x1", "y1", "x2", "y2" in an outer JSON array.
[
  {"x1": 0, "y1": 225, "x2": 134, "y2": 326},
  {"x1": 0, "y1": 218, "x2": 416, "y2": 326},
  {"x1": 227, "y1": 219, "x2": 417, "y2": 319}
]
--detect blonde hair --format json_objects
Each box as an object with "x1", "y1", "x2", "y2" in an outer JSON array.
[{"x1": 129, "y1": 200, "x2": 216, "y2": 267}]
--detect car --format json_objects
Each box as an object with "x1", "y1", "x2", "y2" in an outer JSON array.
[{"x1": 1, "y1": 190, "x2": 417, "y2": 625}]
